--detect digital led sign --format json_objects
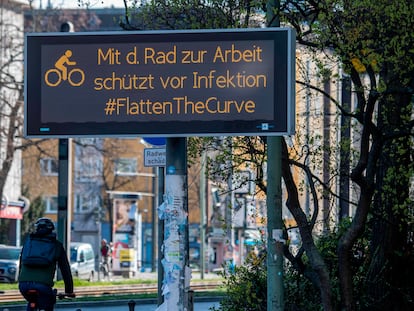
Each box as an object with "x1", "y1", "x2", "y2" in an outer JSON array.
[{"x1": 25, "y1": 28, "x2": 295, "y2": 137}]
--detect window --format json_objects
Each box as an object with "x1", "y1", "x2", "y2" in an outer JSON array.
[
  {"x1": 74, "y1": 193, "x2": 100, "y2": 213},
  {"x1": 75, "y1": 138, "x2": 103, "y2": 182},
  {"x1": 114, "y1": 158, "x2": 137, "y2": 176},
  {"x1": 40, "y1": 158, "x2": 58, "y2": 176},
  {"x1": 75, "y1": 157, "x2": 103, "y2": 181},
  {"x1": 43, "y1": 196, "x2": 58, "y2": 213}
]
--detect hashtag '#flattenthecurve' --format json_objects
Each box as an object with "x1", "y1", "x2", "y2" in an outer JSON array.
[{"x1": 105, "y1": 98, "x2": 116, "y2": 115}]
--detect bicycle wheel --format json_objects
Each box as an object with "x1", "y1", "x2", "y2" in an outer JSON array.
[
  {"x1": 44, "y1": 69, "x2": 61, "y2": 87},
  {"x1": 68, "y1": 68, "x2": 85, "y2": 86}
]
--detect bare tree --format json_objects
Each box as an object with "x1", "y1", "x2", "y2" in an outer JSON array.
[{"x1": 0, "y1": 1, "x2": 25, "y2": 238}]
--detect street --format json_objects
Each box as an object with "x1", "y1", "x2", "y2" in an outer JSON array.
[
  {"x1": 0, "y1": 272, "x2": 223, "y2": 311},
  {"x1": 2, "y1": 298, "x2": 222, "y2": 311},
  {"x1": 55, "y1": 299, "x2": 220, "y2": 311}
]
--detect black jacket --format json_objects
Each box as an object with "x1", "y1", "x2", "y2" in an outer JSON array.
[{"x1": 18, "y1": 233, "x2": 74, "y2": 294}]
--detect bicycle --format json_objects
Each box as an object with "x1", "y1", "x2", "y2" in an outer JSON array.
[
  {"x1": 44, "y1": 67, "x2": 85, "y2": 87},
  {"x1": 99, "y1": 260, "x2": 111, "y2": 280},
  {"x1": 25, "y1": 288, "x2": 76, "y2": 311}
]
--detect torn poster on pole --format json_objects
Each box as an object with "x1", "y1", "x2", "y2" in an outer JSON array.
[{"x1": 156, "y1": 174, "x2": 190, "y2": 311}]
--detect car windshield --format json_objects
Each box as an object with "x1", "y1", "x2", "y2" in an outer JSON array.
[{"x1": 0, "y1": 248, "x2": 20, "y2": 260}]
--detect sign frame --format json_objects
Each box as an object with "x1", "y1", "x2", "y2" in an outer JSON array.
[{"x1": 25, "y1": 28, "x2": 295, "y2": 138}]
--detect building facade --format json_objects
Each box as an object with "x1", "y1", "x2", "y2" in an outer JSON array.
[{"x1": 0, "y1": 0, "x2": 27, "y2": 246}]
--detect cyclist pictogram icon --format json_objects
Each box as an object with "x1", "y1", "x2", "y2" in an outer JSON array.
[{"x1": 45, "y1": 49, "x2": 85, "y2": 87}]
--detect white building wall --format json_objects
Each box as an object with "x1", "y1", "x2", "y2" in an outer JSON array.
[
  {"x1": 0, "y1": 0, "x2": 25, "y2": 202},
  {"x1": 293, "y1": 46, "x2": 346, "y2": 233}
]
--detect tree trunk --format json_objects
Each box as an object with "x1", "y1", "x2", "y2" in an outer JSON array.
[
  {"x1": 338, "y1": 193, "x2": 373, "y2": 311},
  {"x1": 367, "y1": 87, "x2": 414, "y2": 310},
  {"x1": 337, "y1": 68, "x2": 380, "y2": 311},
  {"x1": 281, "y1": 138, "x2": 333, "y2": 311}
]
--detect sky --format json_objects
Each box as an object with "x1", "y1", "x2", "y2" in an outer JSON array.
[{"x1": 35, "y1": 0, "x2": 128, "y2": 9}]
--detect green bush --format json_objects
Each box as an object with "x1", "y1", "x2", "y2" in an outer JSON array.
[
  {"x1": 211, "y1": 252, "x2": 267, "y2": 311},
  {"x1": 286, "y1": 225, "x2": 369, "y2": 310},
  {"x1": 212, "y1": 221, "x2": 370, "y2": 311}
]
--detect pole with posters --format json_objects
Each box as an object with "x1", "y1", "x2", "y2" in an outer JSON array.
[{"x1": 157, "y1": 137, "x2": 189, "y2": 311}]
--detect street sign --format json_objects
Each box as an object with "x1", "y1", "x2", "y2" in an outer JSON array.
[
  {"x1": 144, "y1": 148, "x2": 166, "y2": 167},
  {"x1": 142, "y1": 137, "x2": 166, "y2": 146},
  {"x1": 0, "y1": 200, "x2": 24, "y2": 220},
  {"x1": 25, "y1": 28, "x2": 295, "y2": 137}
]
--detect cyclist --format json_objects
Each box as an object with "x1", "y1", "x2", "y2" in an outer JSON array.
[
  {"x1": 100, "y1": 239, "x2": 111, "y2": 279},
  {"x1": 18, "y1": 218, "x2": 74, "y2": 311},
  {"x1": 55, "y1": 50, "x2": 76, "y2": 81}
]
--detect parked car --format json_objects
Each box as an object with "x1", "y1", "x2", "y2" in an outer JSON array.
[
  {"x1": 70, "y1": 242, "x2": 95, "y2": 281},
  {"x1": 0, "y1": 245, "x2": 21, "y2": 283}
]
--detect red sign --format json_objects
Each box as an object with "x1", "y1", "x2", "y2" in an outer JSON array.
[{"x1": 0, "y1": 204, "x2": 23, "y2": 220}]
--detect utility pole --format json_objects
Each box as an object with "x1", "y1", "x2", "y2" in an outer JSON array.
[
  {"x1": 266, "y1": 1, "x2": 284, "y2": 310},
  {"x1": 199, "y1": 149, "x2": 207, "y2": 279},
  {"x1": 57, "y1": 138, "x2": 72, "y2": 259},
  {"x1": 157, "y1": 166, "x2": 165, "y2": 306},
  {"x1": 151, "y1": 166, "x2": 157, "y2": 273},
  {"x1": 266, "y1": 138, "x2": 284, "y2": 311},
  {"x1": 94, "y1": 206, "x2": 105, "y2": 281},
  {"x1": 160, "y1": 137, "x2": 189, "y2": 310}
]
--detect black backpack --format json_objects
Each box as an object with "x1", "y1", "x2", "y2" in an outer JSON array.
[{"x1": 21, "y1": 237, "x2": 57, "y2": 267}]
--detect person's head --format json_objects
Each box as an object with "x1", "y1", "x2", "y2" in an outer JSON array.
[
  {"x1": 65, "y1": 50, "x2": 72, "y2": 57},
  {"x1": 101, "y1": 239, "x2": 107, "y2": 246},
  {"x1": 34, "y1": 218, "x2": 55, "y2": 235}
]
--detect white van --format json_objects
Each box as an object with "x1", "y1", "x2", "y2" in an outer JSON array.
[{"x1": 70, "y1": 242, "x2": 95, "y2": 281}]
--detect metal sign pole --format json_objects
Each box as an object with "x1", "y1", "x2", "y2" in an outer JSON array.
[
  {"x1": 266, "y1": 2, "x2": 284, "y2": 310},
  {"x1": 57, "y1": 138, "x2": 72, "y2": 257},
  {"x1": 57, "y1": 21, "x2": 74, "y2": 272}
]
